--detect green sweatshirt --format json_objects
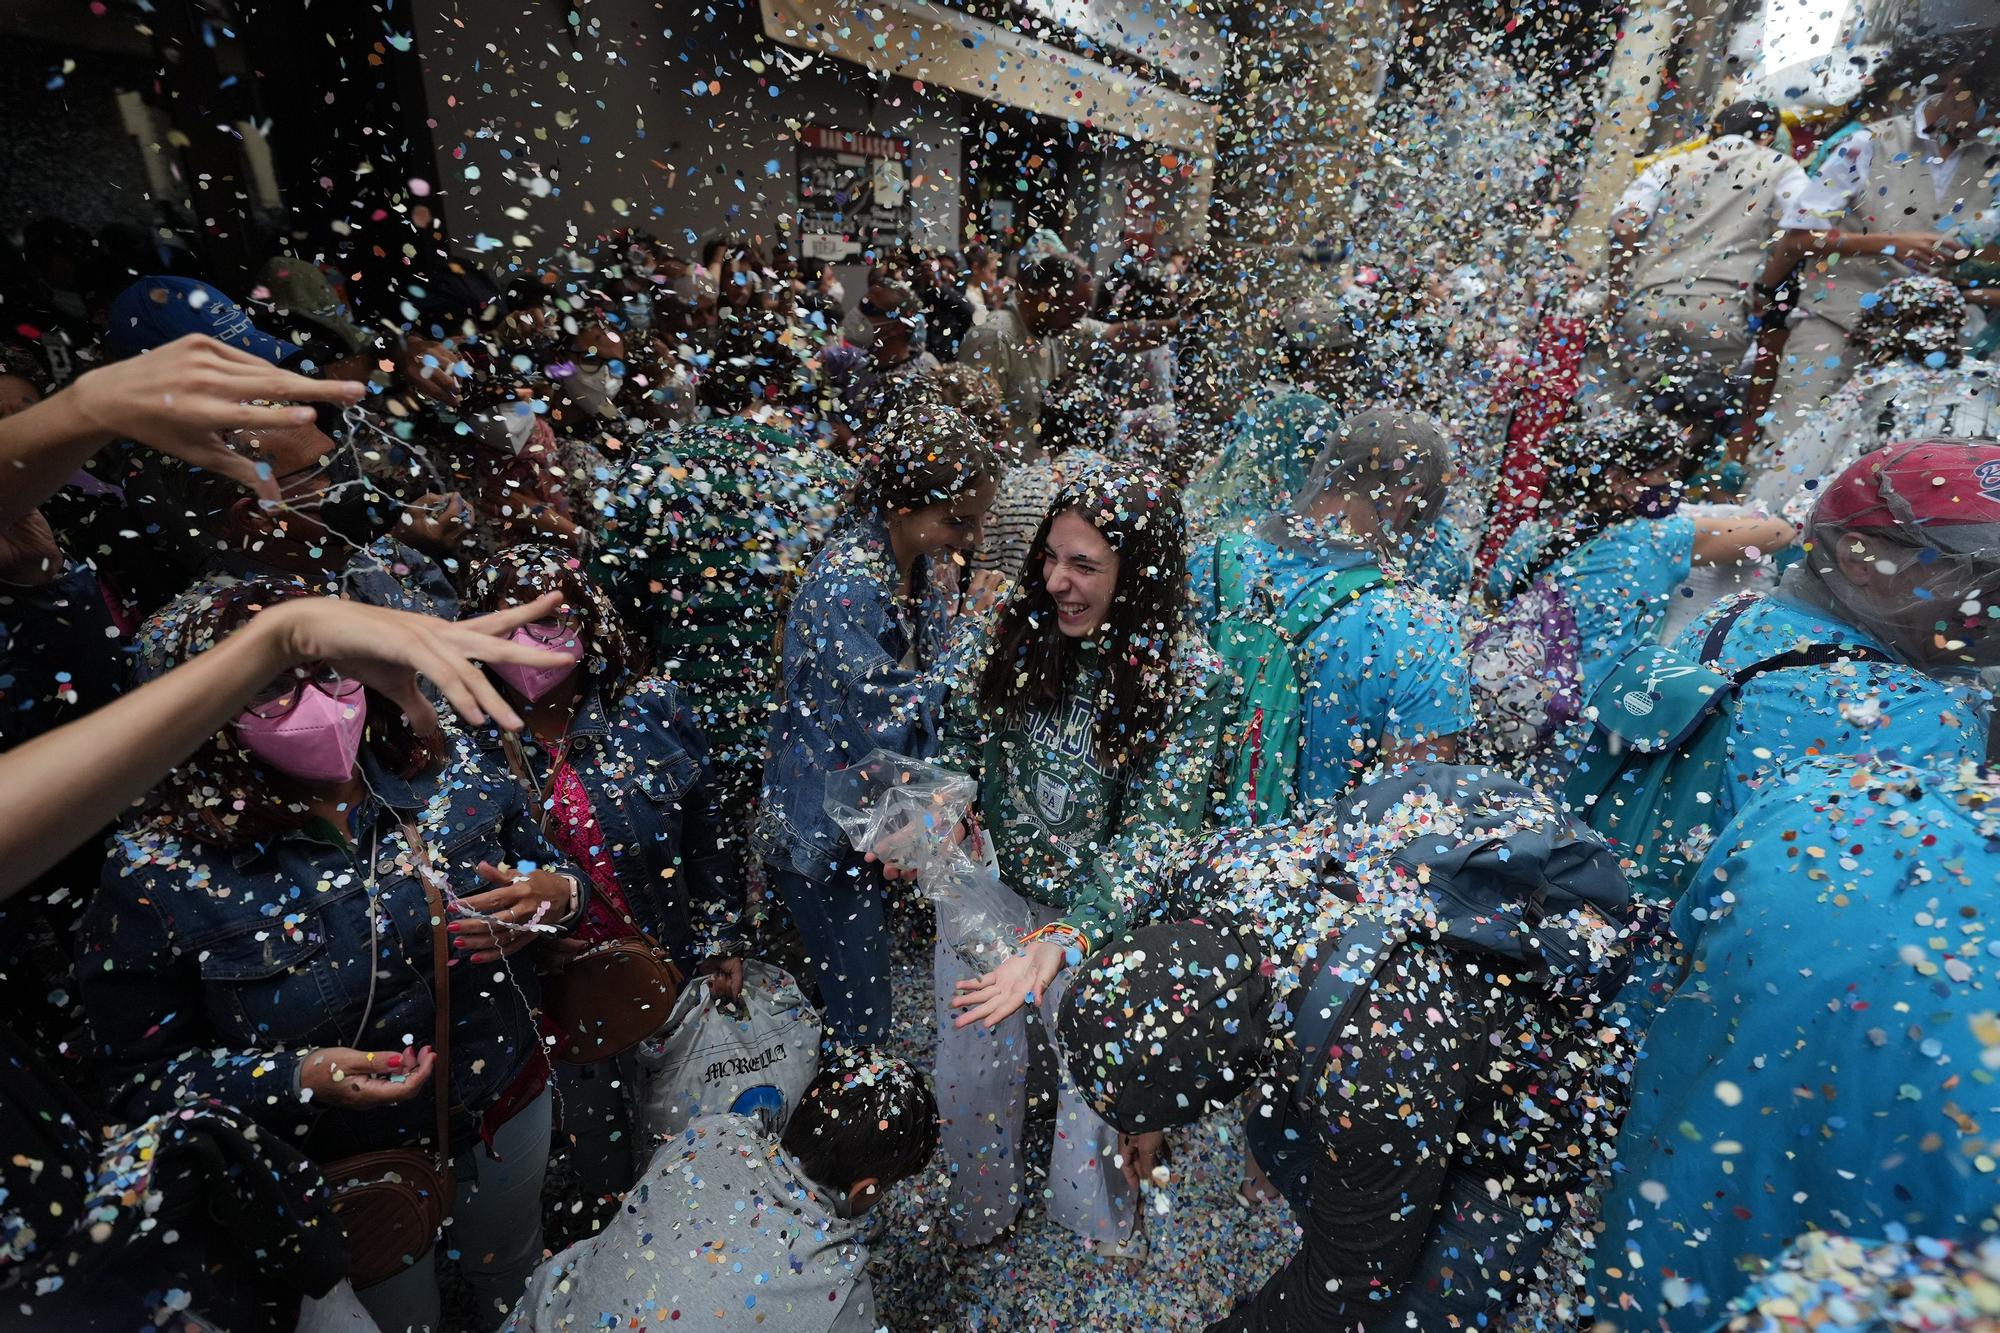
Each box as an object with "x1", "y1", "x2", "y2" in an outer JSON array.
[{"x1": 947, "y1": 634, "x2": 1232, "y2": 954}]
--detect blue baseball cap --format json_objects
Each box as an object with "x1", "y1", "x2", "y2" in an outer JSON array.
[{"x1": 106, "y1": 276, "x2": 301, "y2": 365}]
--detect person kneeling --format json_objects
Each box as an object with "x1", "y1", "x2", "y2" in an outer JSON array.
[{"x1": 504, "y1": 1051, "x2": 938, "y2": 1332}]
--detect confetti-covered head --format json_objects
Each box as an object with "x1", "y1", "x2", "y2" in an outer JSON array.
[
  {"x1": 1853, "y1": 275, "x2": 1967, "y2": 369},
  {"x1": 466, "y1": 543, "x2": 640, "y2": 704},
  {"x1": 106, "y1": 275, "x2": 303, "y2": 366},
  {"x1": 1644, "y1": 367, "x2": 1743, "y2": 457},
  {"x1": 851, "y1": 401, "x2": 1003, "y2": 526},
  {"x1": 1271, "y1": 404, "x2": 1452, "y2": 551},
  {"x1": 979, "y1": 462, "x2": 1191, "y2": 773},
  {"x1": 779, "y1": 1048, "x2": 939, "y2": 1209},
  {"x1": 1542, "y1": 404, "x2": 1709, "y2": 522},
  {"x1": 133, "y1": 578, "x2": 437, "y2": 846},
  {"x1": 855, "y1": 279, "x2": 925, "y2": 369},
  {"x1": 255, "y1": 256, "x2": 372, "y2": 361},
  {"x1": 1184, "y1": 390, "x2": 1339, "y2": 534},
  {"x1": 1707, "y1": 97, "x2": 1781, "y2": 143},
  {"x1": 901, "y1": 363, "x2": 1004, "y2": 443},
  {"x1": 699, "y1": 307, "x2": 812, "y2": 415},
  {"x1": 1016, "y1": 251, "x2": 1093, "y2": 338},
  {"x1": 1789, "y1": 439, "x2": 2000, "y2": 672},
  {"x1": 1038, "y1": 370, "x2": 1118, "y2": 458},
  {"x1": 1055, "y1": 920, "x2": 1274, "y2": 1132},
  {"x1": 1274, "y1": 293, "x2": 1361, "y2": 382}
]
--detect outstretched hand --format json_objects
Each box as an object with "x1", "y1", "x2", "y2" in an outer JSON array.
[
  {"x1": 299, "y1": 1045, "x2": 437, "y2": 1108},
  {"x1": 950, "y1": 939, "x2": 1066, "y2": 1030},
  {"x1": 63, "y1": 334, "x2": 365, "y2": 503},
  {"x1": 257, "y1": 591, "x2": 569, "y2": 732}
]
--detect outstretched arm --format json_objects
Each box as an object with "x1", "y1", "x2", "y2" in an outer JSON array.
[
  {"x1": 0, "y1": 594, "x2": 564, "y2": 897},
  {"x1": 1691, "y1": 512, "x2": 1795, "y2": 567},
  {"x1": 0, "y1": 333, "x2": 365, "y2": 527},
  {"x1": 1729, "y1": 229, "x2": 1827, "y2": 461}
]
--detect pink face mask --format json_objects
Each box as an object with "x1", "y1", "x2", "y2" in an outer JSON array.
[
  {"x1": 234, "y1": 679, "x2": 369, "y2": 783},
  {"x1": 489, "y1": 623, "x2": 584, "y2": 701}
]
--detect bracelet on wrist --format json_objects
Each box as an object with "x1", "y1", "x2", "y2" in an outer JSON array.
[{"x1": 1020, "y1": 921, "x2": 1089, "y2": 957}]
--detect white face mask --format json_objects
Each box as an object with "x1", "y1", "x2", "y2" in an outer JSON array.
[
  {"x1": 826, "y1": 280, "x2": 847, "y2": 305},
  {"x1": 471, "y1": 403, "x2": 539, "y2": 454},
  {"x1": 567, "y1": 367, "x2": 624, "y2": 414}
]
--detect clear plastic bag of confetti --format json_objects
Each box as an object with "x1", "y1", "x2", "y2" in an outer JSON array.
[{"x1": 824, "y1": 749, "x2": 1030, "y2": 969}]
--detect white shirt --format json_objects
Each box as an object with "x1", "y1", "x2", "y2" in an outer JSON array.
[
  {"x1": 958, "y1": 303, "x2": 1111, "y2": 457},
  {"x1": 1808, "y1": 96, "x2": 1990, "y2": 211},
  {"x1": 1615, "y1": 134, "x2": 1830, "y2": 231}
]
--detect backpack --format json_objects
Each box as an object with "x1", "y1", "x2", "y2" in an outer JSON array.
[
  {"x1": 1209, "y1": 532, "x2": 1384, "y2": 824},
  {"x1": 1466, "y1": 576, "x2": 1583, "y2": 760},
  {"x1": 1235, "y1": 765, "x2": 1629, "y2": 1218},
  {"x1": 1564, "y1": 599, "x2": 1889, "y2": 903}
]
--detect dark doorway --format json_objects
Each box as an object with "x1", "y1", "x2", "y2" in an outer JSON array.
[{"x1": 960, "y1": 99, "x2": 1103, "y2": 250}]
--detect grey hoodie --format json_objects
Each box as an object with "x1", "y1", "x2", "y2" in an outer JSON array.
[{"x1": 504, "y1": 1113, "x2": 877, "y2": 1333}]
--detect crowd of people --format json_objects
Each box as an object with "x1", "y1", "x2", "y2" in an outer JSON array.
[{"x1": 0, "y1": 23, "x2": 1998, "y2": 1333}]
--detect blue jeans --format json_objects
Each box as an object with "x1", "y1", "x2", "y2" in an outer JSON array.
[{"x1": 769, "y1": 848, "x2": 892, "y2": 1049}]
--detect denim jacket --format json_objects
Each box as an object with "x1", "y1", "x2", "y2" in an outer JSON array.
[
  {"x1": 79, "y1": 729, "x2": 585, "y2": 1159},
  {"x1": 753, "y1": 517, "x2": 983, "y2": 880},
  {"x1": 473, "y1": 677, "x2": 741, "y2": 971}
]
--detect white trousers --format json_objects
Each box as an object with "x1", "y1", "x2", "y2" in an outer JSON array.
[
  {"x1": 354, "y1": 1085, "x2": 554, "y2": 1333},
  {"x1": 932, "y1": 898, "x2": 1135, "y2": 1247}
]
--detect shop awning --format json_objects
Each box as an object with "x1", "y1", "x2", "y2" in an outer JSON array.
[{"x1": 759, "y1": 0, "x2": 1220, "y2": 154}]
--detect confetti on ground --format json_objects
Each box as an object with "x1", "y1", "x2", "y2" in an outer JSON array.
[{"x1": 868, "y1": 939, "x2": 1295, "y2": 1332}]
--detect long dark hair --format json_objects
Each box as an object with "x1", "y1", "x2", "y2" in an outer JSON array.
[
  {"x1": 977, "y1": 464, "x2": 1189, "y2": 773},
  {"x1": 138, "y1": 580, "x2": 439, "y2": 849}
]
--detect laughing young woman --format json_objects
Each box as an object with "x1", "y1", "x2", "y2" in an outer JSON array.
[{"x1": 926, "y1": 463, "x2": 1232, "y2": 1258}]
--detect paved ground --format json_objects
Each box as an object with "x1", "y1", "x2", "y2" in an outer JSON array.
[{"x1": 864, "y1": 939, "x2": 1295, "y2": 1332}]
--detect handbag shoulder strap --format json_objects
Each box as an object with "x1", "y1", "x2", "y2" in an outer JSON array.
[
  {"x1": 495, "y1": 734, "x2": 665, "y2": 954},
  {"x1": 498, "y1": 731, "x2": 549, "y2": 834},
  {"x1": 398, "y1": 820, "x2": 453, "y2": 1173}
]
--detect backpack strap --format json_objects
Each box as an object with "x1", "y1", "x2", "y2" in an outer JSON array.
[
  {"x1": 1287, "y1": 921, "x2": 1399, "y2": 1097},
  {"x1": 1734, "y1": 640, "x2": 1892, "y2": 684},
  {"x1": 1697, "y1": 595, "x2": 1893, "y2": 682},
  {"x1": 1212, "y1": 532, "x2": 1254, "y2": 615},
  {"x1": 1213, "y1": 533, "x2": 1383, "y2": 640},
  {"x1": 1695, "y1": 595, "x2": 1760, "y2": 666},
  {"x1": 1276, "y1": 564, "x2": 1384, "y2": 641},
  {"x1": 1247, "y1": 921, "x2": 1403, "y2": 1216}
]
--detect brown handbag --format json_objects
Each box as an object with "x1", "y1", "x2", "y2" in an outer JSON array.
[
  {"x1": 502, "y1": 732, "x2": 687, "y2": 1065},
  {"x1": 541, "y1": 933, "x2": 686, "y2": 1064},
  {"x1": 322, "y1": 822, "x2": 455, "y2": 1290}
]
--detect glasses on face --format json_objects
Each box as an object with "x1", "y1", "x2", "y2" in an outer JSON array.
[
  {"x1": 517, "y1": 608, "x2": 585, "y2": 641},
  {"x1": 244, "y1": 665, "x2": 363, "y2": 720}
]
